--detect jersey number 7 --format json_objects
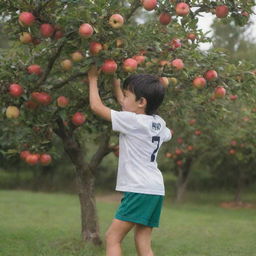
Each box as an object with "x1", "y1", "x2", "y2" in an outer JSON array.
[{"x1": 151, "y1": 136, "x2": 160, "y2": 162}]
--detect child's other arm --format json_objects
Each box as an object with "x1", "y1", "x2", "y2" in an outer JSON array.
[
  {"x1": 88, "y1": 66, "x2": 111, "y2": 121},
  {"x1": 113, "y1": 78, "x2": 124, "y2": 106}
]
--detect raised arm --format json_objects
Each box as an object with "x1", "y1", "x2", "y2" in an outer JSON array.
[
  {"x1": 113, "y1": 78, "x2": 124, "y2": 106},
  {"x1": 88, "y1": 66, "x2": 111, "y2": 121}
]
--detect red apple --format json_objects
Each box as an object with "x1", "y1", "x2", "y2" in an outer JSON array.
[
  {"x1": 39, "y1": 154, "x2": 52, "y2": 166},
  {"x1": 176, "y1": 160, "x2": 183, "y2": 166},
  {"x1": 71, "y1": 51, "x2": 83, "y2": 62},
  {"x1": 214, "y1": 86, "x2": 226, "y2": 98},
  {"x1": 123, "y1": 58, "x2": 138, "y2": 72},
  {"x1": 194, "y1": 130, "x2": 202, "y2": 136},
  {"x1": 188, "y1": 119, "x2": 196, "y2": 125},
  {"x1": 6, "y1": 106, "x2": 20, "y2": 119},
  {"x1": 229, "y1": 94, "x2": 238, "y2": 101},
  {"x1": 19, "y1": 12, "x2": 35, "y2": 26},
  {"x1": 79, "y1": 23, "x2": 94, "y2": 38},
  {"x1": 102, "y1": 59, "x2": 118, "y2": 74},
  {"x1": 193, "y1": 77, "x2": 206, "y2": 89},
  {"x1": 159, "y1": 12, "x2": 172, "y2": 25},
  {"x1": 187, "y1": 145, "x2": 193, "y2": 151},
  {"x1": 27, "y1": 64, "x2": 42, "y2": 75},
  {"x1": 57, "y1": 96, "x2": 69, "y2": 108},
  {"x1": 26, "y1": 153, "x2": 39, "y2": 165},
  {"x1": 175, "y1": 2, "x2": 190, "y2": 16},
  {"x1": 31, "y1": 92, "x2": 52, "y2": 105},
  {"x1": 175, "y1": 149, "x2": 183, "y2": 155},
  {"x1": 89, "y1": 42, "x2": 103, "y2": 55},
  {"x1": 216, "y1": 5, "x2": 229, "y2": 18},
  {"x1": 142, "y1": 0, "x2": 157, "y2": 11},
  {"x1": 187, "y1": 33, "x2": 196, "y2": 41},
  {"x1": 204, "y1": 70, "x2": 218, "y2": 81},
  {"x1": 72, "y1": 112, "x2": 86, "y2": 126},
  {"x1": 171, "y1": 59, "x2": 184, "y2": 70},
  {"x1": 54, "y1": 30, "x2": 64, "y2": 40},
  {"x1": 177, "y1": 137, "x2": 183, "y2": 144},
  {"x1": 228, "y1": 149, "x2": 236, "y2": 155},
  {"x1": 159, "y1": 77, "x2": 169, "y2": 88},
  {"x1": 165, "y1": 152, "x2": 172, "y2": 158},
  {"x1": 9, "y1": 83, "x2": 24, "y2": 97},
  {"x1": 133, "y1": 55, "x2": 146, "y2": 65},
  {"x1": 109, "y1": 14, "x2": 124, "y2": 28},
  {"x1": 24, "y1": 100, "x2": 38, "y2": 110},
  {"x1": 230, "y1": 140, "x2": 237, "y2": 146},
  {"x1": 20, "y1": 32, "x2": 32, "y2": 43},
  {"x1": 61, "y1": 59, "x2": 73, "y2": 71},
  {"x1": 241, "y1": 11, "x2": 249, "y2": 17},
  {"x1": 20, "y1": 150, "x2": 30, "y2": 160},
  {"x1": 40, "y1": 24, "x2": 54, "y2": 37},
  {"x1": 170, "y1": 38, "x2": 182, "y2": 49}
]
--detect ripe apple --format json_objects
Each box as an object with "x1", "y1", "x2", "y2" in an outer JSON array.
[
  {"x1": 216, "y1": 5, "x2": 229, "y2": 18},
  {"x1": 193, "y1": 77, "x2": 206, "y2": 89},
  {"x1": 165, "y1": 152, "x2": 172, "y2": 158},
  {"x1": 31, "y1": 92, "x2": 52, "y2": 105},
  {"x1": 79, "y1": 23, "x2": 94, "y2": 38},
  {"x1": 169, "y1": 77, "x2": 178, "y2": 85},
  {"x1": 171, "y1": 59, "x2": 184, "y2": 70},
  {"x1": 188, "y1": 119, "x2": 196, "y2": 125},
  {"x1": 24, "y1": 100, "x2": 38, "y2": 110},
  {"x1": 204, "y1": 70, "x2": 218, "y2": 81},
  {"x1": 159, "y1": 77, "x2": 169, "y2": 88},
  {"x1": 9, "y1": 83, "x2": 24, "y2": 97},
  {"x1": 177, "y1": 137, "x2": 183, "y2": 144},
  {"x1": 89, "y1": 42, "x2": 103, "y2": 55},
  {"x1": 71, "y1": 51, "x2": 83, "y2": 62},
  {"x1": 187, "y1": 33, "x2": 196, "y2": 41},
  {"x1": 57, "y1": 96, "x2": 69, "y2": 108},
  {"x1": 61, "y1": 59, "x2": 73, "y2": 71},
  {"x1": 40, "y1": 154, "x2": 52, "y2": 166},
  {"x1": 6, "y1": 106, "x2": 20, "y2": 119},
  {"x1": 123, "y1": 58, "x2": 138, "y2": 72},
  {"x1": 228, "y1": 149, "x2": 236, "y2": 155},
  {"x1": 176, "y1": 160, "x2": 183, "y2": 167},
  {"x1": 187, "y1": 145, "x2": 193, "y2": 151},
  {"x1": 214, "y1": 86, "x2": 226, "y2": 98},
  {"x1": 175, "y1": 149, "x2": 183, "y2": 155},
  {"x1": 109, "y1": 14, "x2": 124, "y2": 29},
  {"x1": 142, "y1": 0, "x2": 157, "y2": 11},
  {"x1": 54, "y1": 30, "x2": 64, "y2": 40},
  {"x1": 20, "y1": 150, "x2": 30, "y2": 160},
  {"x1": 19, "y1": 12, "x2": 35, "y2": 26},
  {"x1": 72, "y1": 112, "x2": 86, "y2": 126},
  {"x1": 20, "y1": 32, "x2": 32, "y2": 43},
  {"x1": 229, "y1": 94, "x2": 238, "y2": 101},
  {"x1": 241, "y1": 11, "x2": 249, "y2": 17},
  {"x1": 26, "y1": 153, "x2": 39, "y2": 165},
  {"x1": 159, "y1": 12, "x2": 172, "y2": 25},
  {"x1": 230, "y1": 140, "x2": 237, "y2": 146},
  {"x1": 102, "y1": 59, "x2": 118, "y2": 74},
  {"x1": 175, "y1": 2, "x2": 190, "y2": 16},
  {"x1": 40, "y1": 24, "x2": 54, "y2": 37},
  {"x1": 27, "y1": 64, "x2": 42, "y2": 75},
  {"x1": 170, "y1": 38, "x2": 182, "y2": 49},
  {"x1": 133, "y1": 55, "x2": 146, "y2": 65},
  {"x1": 194, "y1": 130, "x2": 202, "y2": 136}
]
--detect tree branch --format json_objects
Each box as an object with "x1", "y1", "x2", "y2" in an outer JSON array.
[
  {"x1": 125, "y1": 0, "x2": 141, "y2": 22},
  {"x1": 54, "y1": 72, "x2": 88, "y2": 89}
]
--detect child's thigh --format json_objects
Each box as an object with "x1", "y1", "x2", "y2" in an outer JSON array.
[{"x1": 105, "y1": 218, "x2": 135, "y2": 242}]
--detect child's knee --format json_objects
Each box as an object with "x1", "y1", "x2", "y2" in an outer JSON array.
[{"x1": 105, "y1": 230, "x2": 121, "y2": 245}]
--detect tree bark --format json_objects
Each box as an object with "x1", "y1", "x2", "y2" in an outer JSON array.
[
  {"x1": 175, "y1": 158, "x2": 193, "y2": 203},
  {"x1": 54, "y1": 118, "x2": 112, "y2": 245}
]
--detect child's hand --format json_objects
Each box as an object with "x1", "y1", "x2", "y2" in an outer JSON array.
[
  {"x1": 113, "y1": 78, "x2": 121, "y2": 87},
  {"x1": 88, "y1": 66, "x2": 99, "y2": 82}
]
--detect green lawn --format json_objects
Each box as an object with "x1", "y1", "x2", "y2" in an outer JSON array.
[{"x1": 0, "y1": 190, "x2": 255, "y2": 256}]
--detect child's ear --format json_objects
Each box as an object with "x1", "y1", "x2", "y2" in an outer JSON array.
[{"x1": 138, "y1": 97, "x2": 147, "y2": 108}]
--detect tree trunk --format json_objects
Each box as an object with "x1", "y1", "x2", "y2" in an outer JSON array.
[
  {"x1": 234, "y1": 169, "x2": 243, "y2": 203},
  {"x1": 175, "y1": 158, "x2": 193, "y2": 203},
  {"x1": 54, "y1": 118, "x2": 112, "y2": 245}
]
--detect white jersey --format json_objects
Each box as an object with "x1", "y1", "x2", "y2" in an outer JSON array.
[{"x1": 111, "y1": 110, "x2": 172, "y2": 196}]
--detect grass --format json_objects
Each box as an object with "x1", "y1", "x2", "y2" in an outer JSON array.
[{"x1": 0, "y1": 190, "x2": 256, "y2": 256}]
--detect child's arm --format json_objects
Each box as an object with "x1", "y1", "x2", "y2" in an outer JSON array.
[
  {"x1": 88, "y1": 66, "x2": 111, "y2": 121},
  {"x1": 113, "y1": 78, "x2": 124, "y2": 106}
]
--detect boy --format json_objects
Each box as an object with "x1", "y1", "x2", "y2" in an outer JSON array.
[{"x1": 88, "y1": 66, "x2": 171, "y2": 256}]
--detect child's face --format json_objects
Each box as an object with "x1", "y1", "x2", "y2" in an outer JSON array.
[{"x1": 121, "y1": 89, "x2": 146, "y2": 114}]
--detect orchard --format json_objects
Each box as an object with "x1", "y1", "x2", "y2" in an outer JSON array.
[{"x1": 0, "y1": 0, "x2": 256, "y2": 245}]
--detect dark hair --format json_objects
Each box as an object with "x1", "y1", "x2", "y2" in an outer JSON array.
[{"x1": 123, "y1": 74, "x2": 165, "y2": 115}]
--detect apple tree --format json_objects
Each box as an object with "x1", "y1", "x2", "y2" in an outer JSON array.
[{"x1": 0, "y1": 0, "x2": 256, "y2": 244}]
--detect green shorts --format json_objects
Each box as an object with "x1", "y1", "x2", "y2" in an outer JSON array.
[{"x1": 115, "y1": 192, "x2": 164, "y2": 228}]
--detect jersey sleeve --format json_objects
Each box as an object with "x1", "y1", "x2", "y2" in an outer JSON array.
[
  {"x1": 111, "y1": 110, "x2": 139, "y2": 134},
  {"x1": 162, "y1": 127, "x2": 172, "y2": 142}
]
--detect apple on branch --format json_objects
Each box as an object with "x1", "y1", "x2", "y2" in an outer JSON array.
[
  {"x1": 72, "y1": 112, "x2": 86, "y2": 126},
  {"x1": 20, "y1": 32, "x2": 32, "y2": 44},
  {"x1": 109, "y1": 14, "x2": 124, "y2": 29},
  {"x1": 71, "y1": 51, "x2": 84, "y2": 62},
  {"x1": 89, "y1": 42, "x2": 103, "y2": 55},
  {"x1": 27, "y1": 64, "x2": 42, "y2": 75},
  {"x1": 61, "y1": 59, "x2": 73, "y2": 71},
  {"x1": 123, "y1": 58, "x2": 138, "y2": 72},
  {"x1": 141, "y1": 0, "x2": 157, "y2": 11},
  {"x1": 214, "y1": 86, "x2": 226, "y2": 98},
  {"x1": 133, "y1": 55, "x2": 146, "y2": 65},
  {"x1": 159, "y1": 77, "x2": 169, "y2": 88},
  {"x1": 40, "y1": 24, "x2": 55, "y2": 37},
  {"x1": 102, "y1": 59, "x2": 118, "y2": 74},
  {"x1": 175, "y1": 2, "x2": 190, "y2": 16},
  {"x1": 40, "y1": 154, "x2": 52, "y2": 166},
  {"x1": 9, "y1": 83, "x2": 24, "y2": 97},
  {"x1": 26, "y1": 153, "x2": 39, "y2": 165},
  {"x1": 19, "y1": 12, "x2": 35, "y2": 27},
  {"x1": 204, "y1": 70, "x2": 218, "y2": 81},
  {"x1": 57, "y1": 96, "x2": 69, "y2": 108},
  {"x1": 79, "y1": 23, "x2": 94, "y2": 38},
  {"x1": 216, "y1": 5, "x2": 229, "y2": 18},
  {"x1": 171, "y1": 59, "x2": 184, "y2": 70},
  {"x1": 6, "y1": 106, "x2": 20, "y2": 119},
  {"x1": 159, "y1": 12, "x2": 172, "y2": 25},
  {"x1": 193, "y1": 77, "x2": 206, "y2": 89}
]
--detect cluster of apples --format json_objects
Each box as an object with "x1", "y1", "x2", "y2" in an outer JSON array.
[
  {"x1": 20, "y1": 150, "x2": 52, "y2": 166},
  {"x1": 141, "y1": 1, "x2": 237, "y2": 24}
]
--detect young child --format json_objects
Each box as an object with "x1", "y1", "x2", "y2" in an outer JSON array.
[{"x1": 88, "y1": 66, "x2": 172, "y2": 256}]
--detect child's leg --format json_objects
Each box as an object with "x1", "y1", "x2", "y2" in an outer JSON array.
[
  {"x1": 105, "y1": 218, "x2": 135, "y2": 256},
  {"x1": 134, "y1": 224, "x2": 154, "y2": 256}
]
